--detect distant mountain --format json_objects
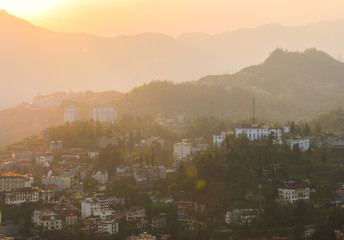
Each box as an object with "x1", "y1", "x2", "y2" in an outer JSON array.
[
  {"x1": 1, "y1": 10, "x2": 344, "y2": 109},
  {"x1": 1, "y1": 48, "x2": 344, "y2": 147},
  {"x1": 199, "y1": 48, "x2": 344, "y2": 120},
  {"x1": 0, "y1": 10, "x2": 215, "y2": 109},
  {"x1": 178, "y1": 20, "x2": 344, "y2": 72}
]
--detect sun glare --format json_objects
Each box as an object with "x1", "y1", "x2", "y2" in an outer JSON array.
[{"x1": 0, "y1": 0, "x2": 65, "y2": 17}]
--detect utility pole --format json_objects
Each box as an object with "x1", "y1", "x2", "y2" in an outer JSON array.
[{"x1": 252, "y1": 98, "x2": 255, "y2": 125}]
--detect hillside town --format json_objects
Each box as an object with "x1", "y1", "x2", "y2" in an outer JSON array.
[{"x1": 0, "y1": 105, "x2": 343, "y2": 240}]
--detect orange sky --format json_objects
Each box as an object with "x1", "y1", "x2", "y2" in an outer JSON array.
[{"x1": 2, "y1": 0, "x2": 344, "y2": 37}]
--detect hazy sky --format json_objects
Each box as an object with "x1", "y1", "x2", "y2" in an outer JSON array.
[{"x1": 1, "y1": 0, "x2": 344, "y2": 37}]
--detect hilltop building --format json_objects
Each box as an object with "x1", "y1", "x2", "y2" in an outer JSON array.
[
  {"x1": 64, "y1": 105, "x2": 81, "y2": 123},
  {"x1": 213, "y1": 131, "x2": 233, "y2": 147},
  {"x1": 289, "y1": 138, "x2": 310, "y2": 151},
  {"x1": 278, "y1": 184, "x2": 310, "y2": 204},
  {"x1": 235, "y1": 125, "x2": 282, "y2": 141},
  {"x1": 90, "y1": 105, "x2": 117, "y2": 123}
]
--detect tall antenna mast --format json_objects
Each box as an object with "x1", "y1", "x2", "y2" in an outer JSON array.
[{"x1": 252, "y1": 97, "x2": 255, "y2": 125}]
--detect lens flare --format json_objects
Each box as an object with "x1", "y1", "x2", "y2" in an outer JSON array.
[
  {"x1": 187, "y1": 165, "x2": 198, "y2": 178},
  {"x1": 196, "y1": 180, "x2": 206, "y2": 190}
]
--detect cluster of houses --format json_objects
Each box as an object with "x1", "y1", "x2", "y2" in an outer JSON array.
[
  {"x1": 0, "y1": 117, "x2": 343, "y2": 239},
  {"x1": 213, "y1": 125, "x2": 311, "y2": 151},
  {"x1": 214, "y1": 125, "x2": 344, "y2": 152},
  {"x1": 154, "y1": 114, "x2": 188, "y2": 131}
]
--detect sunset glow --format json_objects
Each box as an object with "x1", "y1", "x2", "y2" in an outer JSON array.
[
  {"x1": 1, "y1": 0, "x2": 343, "y2": 37},
  {"x1": 0, "y1": 0, "x2": 65, "y2": 16}
]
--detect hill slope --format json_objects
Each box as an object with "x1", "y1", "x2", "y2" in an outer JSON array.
[
  {"x1": 199, "y1": 48, "x2": 344, "y2": 120},
  {"x1": 1, "y1": 49, "x2": 344, "y2": 147}
]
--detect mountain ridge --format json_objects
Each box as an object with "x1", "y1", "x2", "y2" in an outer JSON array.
[{"x1": 1, "y1": 11, "x2": 344, "y2": 110}]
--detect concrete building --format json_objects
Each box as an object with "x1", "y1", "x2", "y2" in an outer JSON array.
[
  {"x1": 50, "y1": 141, "x2": 63, "y2": 151},
  {"x1": 92, "y1": 170, "x2": 108, "y2": 184},
  {"x1": 97, "y1": 219, "x2": 119, "y2": 235},
  {"x1": 5, "y1": 187, "x2": 39, "y2": 205},
  {"x1": 41, "y1": 189, "x2": 55, "y2": 204},
  {"x1": 278, "y1": 185, "x2": 310, "y2": 204},
  {"x1": 81, "y1": 196, "x2": 110, "y2": 219},
  {"x1": 42, "y1": 176, "x2": 71, "y2": 191},
  {"x1": 32, "y1": 211, "x2": 62, "y2": 231},
  {"x1": 41, "y1": 213, "x2": 62, "y2": 231},
  {"x1": 64, "y1": 214, "x2": 77, "y2": 227},
  {"x1": 176, "y1": 201, "x2": 194, "y2": 222},
  {"x1": 64, "y1": 105, "x2": 81, "y2": 123},
  {"x1": 90, "y1": 105, "x2": 117, "y2": 123},
  {"x1": 125, "y1": 206, "x2": 146, "y2": 223},
  {"x1": 141, "y1": 137, "x2": 165, "y2": 147},
  {"x1": 173, "y1": 142, "x2": 191, "y2": 160},
  {"x1": 225, "y1": 209, "x2": 260, "y2": 224},
  {"x1": 134, "y1": 233, "x2": 156, "y2": 240},
  {"x1": 213, "y1": 131, "x2": 233, "y2": 147},
  {"x1": 151, "y1": 213, "x2": 167, "y2": 230},
  {"x1": 289, "y1": 138, "x2": 310, "y2": 151},
  {"x1": 235, "y1": 125, "x2": 283, "y2": 141},
  {"x1": 36, "y1": 152, "x2": 54, "y2": 165},
  {"x1": 133, "y1": 165, "x2": 166, "y2": 184},
  {"x1": 0, "y1": 175, "x2": 32, "y2": 192}
]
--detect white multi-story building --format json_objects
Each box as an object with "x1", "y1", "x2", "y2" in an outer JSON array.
[
  {"x1": 289, "y1": 138, "x2": 310, "y2": 151},
  {"x1": 81, "y1": 197, "x2": 110, "y2": 219},
  {"x1": 92, "y1": 170, "x2": 108, "y2": 184},
  {"x1": 90, "y1": 105, "x2": 117, "y2": 123},
  {"x1": 5, "y1": 187, "x2": 39, "y2": 205},
  {"x1": 235, "y1": 126, "x2": 269, "y2": 141},
  {"x1": 0, "y1": 175, "x2": 33, "y2": 192},
  {"x1": 65, "y1": 214, "x2": 78, "y2": 226},
  {"x1": 93, "y1": 209, "x2": 115, "y2": 220},
  {"x1": 213, "y1": 131, "x2": 233, "y2": 147},
  {"x1": 235, "y1": 126, "x2": 282, "y2": 141},
  {"x1": 283, "y1": 126, "x2": 291, "y2": 134},
  {"x1": 278, "y1": 185, "x2": 310, "y2": 204},
  {"x1": 41, "y1": 213, "x2": 63, "y2": 231},
  {"x1": 42, "y1": 176, "x2": 71, "y2": 191},
  {"x1": 225, "y1": 209, "x2": 259, "y2": 224},
  {"x1": 32, "y1": 211, "x2": 62, "y2": 231},
  {"x1": 173, "y1": 142, "x2": 191, "y2": 160},
  {"x1": 98, "y1": 219, "x2": 119, "y2": 235},
  {"x1": 64, "y1": 105, "x2": 81, "y2": 123}
]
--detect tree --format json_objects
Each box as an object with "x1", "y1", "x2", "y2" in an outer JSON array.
[{"x1": 302, "y1": 123, "x2": 311, "y2": 136}]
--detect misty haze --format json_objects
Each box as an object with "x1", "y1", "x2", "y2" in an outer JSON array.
[{"x1": 0, "y1": 1, "x2": 343, "y2": 240}]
